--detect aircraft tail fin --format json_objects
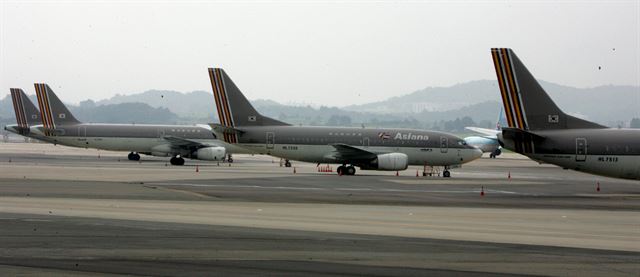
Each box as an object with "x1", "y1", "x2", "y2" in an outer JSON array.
[
  {"x1": 491, "y1": 48, "x2": 604, "y2": 131},
  {"x1": 10, "y1": 88, "x2": 42, "y2": 128},
  {"x1": 207, "y1": 68, "x2": 289, "y2": 143},
  {"x1": 34, "y1": 83, "x2": 81, "y2": 129},
  {"x1": 496, "y1": 108, "x2": 507, "y2": 131}
]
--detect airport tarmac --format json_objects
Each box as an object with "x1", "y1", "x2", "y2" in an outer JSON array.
[{"x1": 0, "y1": 142, "x2": 638, "y2": 276}]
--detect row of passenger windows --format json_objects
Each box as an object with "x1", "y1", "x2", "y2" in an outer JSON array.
[
  {"x1": 168, "y1": 129, "x2": 202, "y2": 133},
  {"x1": 328, "y1": 132, "x2": 362, "y2": 136},
  {"x1": 285, "y1": 137, "x2": 428, "y2": 145}
]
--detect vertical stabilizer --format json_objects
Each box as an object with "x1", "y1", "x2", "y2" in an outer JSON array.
[
  {"x1": 491, "y1": 48, "x2": 604, "y2": 130},
  {"x1": 10, "y1": 88, "x2": 42, "y2": 128},
  {"x1": 34, "y1": 83, "x2": 81, "y2": 129},
  {"x1": 207, "y1": 68, "x2": 289, "y2": 143}
]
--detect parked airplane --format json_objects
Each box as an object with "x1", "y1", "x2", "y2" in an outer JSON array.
[
  {"x1": 464, "y1": 109, "x2": 505, "y2": 158},
  {"x1": 4, "y1": 88, "x2": 50, "y2": 142},
  {"x1": 492, "y1": 48, "x2": 640, "y2": 180},
  {"x1": 206, "y1": 68, "x2": 482, "y2": 177},
  {"x1": 30, "y1": 83, "x2": 243, "y2": 165},
  {"x1": 464, "y1": 128, "x2": 501, "y2": 158}
]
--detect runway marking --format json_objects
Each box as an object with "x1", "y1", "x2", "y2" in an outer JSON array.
[
  {"x1": 0, "y1": 197, "x2": 638, "y2": 252},
  {"x1": 149, "y1": 183, "x2": 520, "y2": 195},
  {"x1": 21, "y1": 218, "x2": 52, "y2": 222}
]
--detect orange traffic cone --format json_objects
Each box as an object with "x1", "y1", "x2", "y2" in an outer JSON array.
[
  {"x1": 196, "y1": 165, "x2": 199, "y2": 172},
  {"x1": 396, "y1": 171, "x2": 399, "y2": 176},
  {"x1": 293, "y1": 167, "x2": 297, "y2": 174},
  {"x1": 508, "y1": 171, "x2": 511, "y2": 179},
  {"x1": 596, "y1": 181, "x2": 600, "y2": 192},
  {"x1": 480, "y1": 186, "x2": 485, "y2": 196}
]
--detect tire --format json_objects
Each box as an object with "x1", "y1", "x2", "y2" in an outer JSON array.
[
  {"x1": 443, "y1": 170, "x2": 451, "y2": 178},
  {"x1": 170, "y1": 157, "x2": 185, "y2": 166},
  {"x1": 346, "y1": 166, "x2": 356, "y2": 175},
  {"x1": 284, "y1": 161, "x2": 292, "y2": 168},
  {"x1": 337, "y1": 166, "x2": 345, "y2": 175}
]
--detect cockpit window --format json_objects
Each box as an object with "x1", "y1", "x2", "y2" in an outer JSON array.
[{"x1": 458, "y1": 140, "x2": 467, "y2": 146}]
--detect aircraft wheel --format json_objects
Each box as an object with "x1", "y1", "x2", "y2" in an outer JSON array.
[
  {"x1": 128, "y1": 152, "x2": 140, "y2": 161},
  {"x1": 346, "y1": 166, "x2": 356, "y2": 175},
  {"x1": 443, "y1": 170, "x2": 451, "y2": 178},
  {"x1": 337, "y1": 166, "x2": 345, "y2": 175},
  {"x1": 284, "y1": 160, "x2": 291, "y2": 167},
  {"x1": 227, "y1": 155, "x2": 234, "y2": 163},
  {"x1": 170, "y1": 157, "x2": 185, "y2": 166}
]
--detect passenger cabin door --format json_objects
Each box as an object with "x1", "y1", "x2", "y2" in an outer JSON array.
[
  {"x1": 266, "y1": 132, "x2": 275, "y2": 150},
  {"x1": 363, "y1": 137, "x2": 370, "y2": 148},
  {"x1": 440, "y1": 137, "x2": 448, "y2": 153},
  {"x1": 77, "y1": 126, "x2": 86, "y2": 138},
  {"x1": 576, "y1": 138, "x2": 587, "y2": 162}
]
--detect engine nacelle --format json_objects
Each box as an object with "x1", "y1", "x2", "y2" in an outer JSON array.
[
  {"x1": 193, "y1": 147, "x2": 226, "y2": 161},
  {"x1": 374, "y1": 153, "x2": 409, "y2": 171}
]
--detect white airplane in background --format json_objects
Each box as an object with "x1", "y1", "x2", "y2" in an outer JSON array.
[{"x1": 464, "y1": 110, "x2": 505, "y2": 158}]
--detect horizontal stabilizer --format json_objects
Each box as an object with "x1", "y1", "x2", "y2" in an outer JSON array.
[
  {"x1": 501, "y1": 127, "x2": 545, "y2": 141},
  {"x1": 208, "y1": 123, "x2": 245, "y2": 134}
]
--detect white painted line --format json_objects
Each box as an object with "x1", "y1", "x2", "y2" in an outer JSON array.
[{"x1": 150, "y1": 183, "x2": 521, "y2": 195}]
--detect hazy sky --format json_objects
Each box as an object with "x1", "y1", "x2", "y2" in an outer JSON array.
[{"x1": 1, "y1": 0, "x2": 639, "y2": 107}]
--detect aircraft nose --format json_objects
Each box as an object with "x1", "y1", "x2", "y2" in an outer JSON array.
[{"x1": 471, "y1": 148, "x2": 483, "y2": 160}]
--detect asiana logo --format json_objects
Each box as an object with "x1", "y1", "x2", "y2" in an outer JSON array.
[{"x1": 394, "y1": 132, "x2": 429, "y2": 141}]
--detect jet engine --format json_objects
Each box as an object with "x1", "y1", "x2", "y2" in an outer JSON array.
[
  {"x1": 193, "y1": 147, "x2": 226, "y2": 161},
  {"x1": 373, "y1": 153, "x2": 409, "y2": 171}
]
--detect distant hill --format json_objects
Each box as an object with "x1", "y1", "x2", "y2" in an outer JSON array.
[
  {"x1": 70, "y1": 102, "x2": 179, "y2": 124},
  {"x1": 344, "y1": 80, "x2": 500, "y2": 113},
  {"x1": 0, "y1": 95, "x2": 179, "y2": 125},
  {"x1": 342, "y1": 80, "x2": 640, "y2": 125},
  {"x1": 1, "y1": 80, "x2": 638, "y2": 131},
  {"x1": 96, "y1": 90, "x2": 216, "y2": 119}
]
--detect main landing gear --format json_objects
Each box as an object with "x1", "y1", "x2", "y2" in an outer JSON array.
[
  {"x1": 337, "y1": 165, "x2": 356, "y2": 176},
  {"x1": 170, "y1": 155, "x2": 185, "y2": 166},
  {"x1": 127, "y1": 152, "x2": 141, "y2": 161},
  {"x1": 284, "y1": 159, "x2": 292, "y2": 167},
  {"x1": 225, "y1": 154, "x2": 234, "y2": 163}
]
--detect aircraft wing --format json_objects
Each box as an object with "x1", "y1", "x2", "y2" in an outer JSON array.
[
  {"x1": 328, "y1": 143, "x2": 378, "y2": 161},
  {"x1": 208, "y1": 123, "x2": 245, "y2": 134},
  {"x1": 162, "y1": 135, "x2": 223, "y2": 151},
  {"x1": 465, "y1": 127, "x2": 500, "y2": 137}
]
